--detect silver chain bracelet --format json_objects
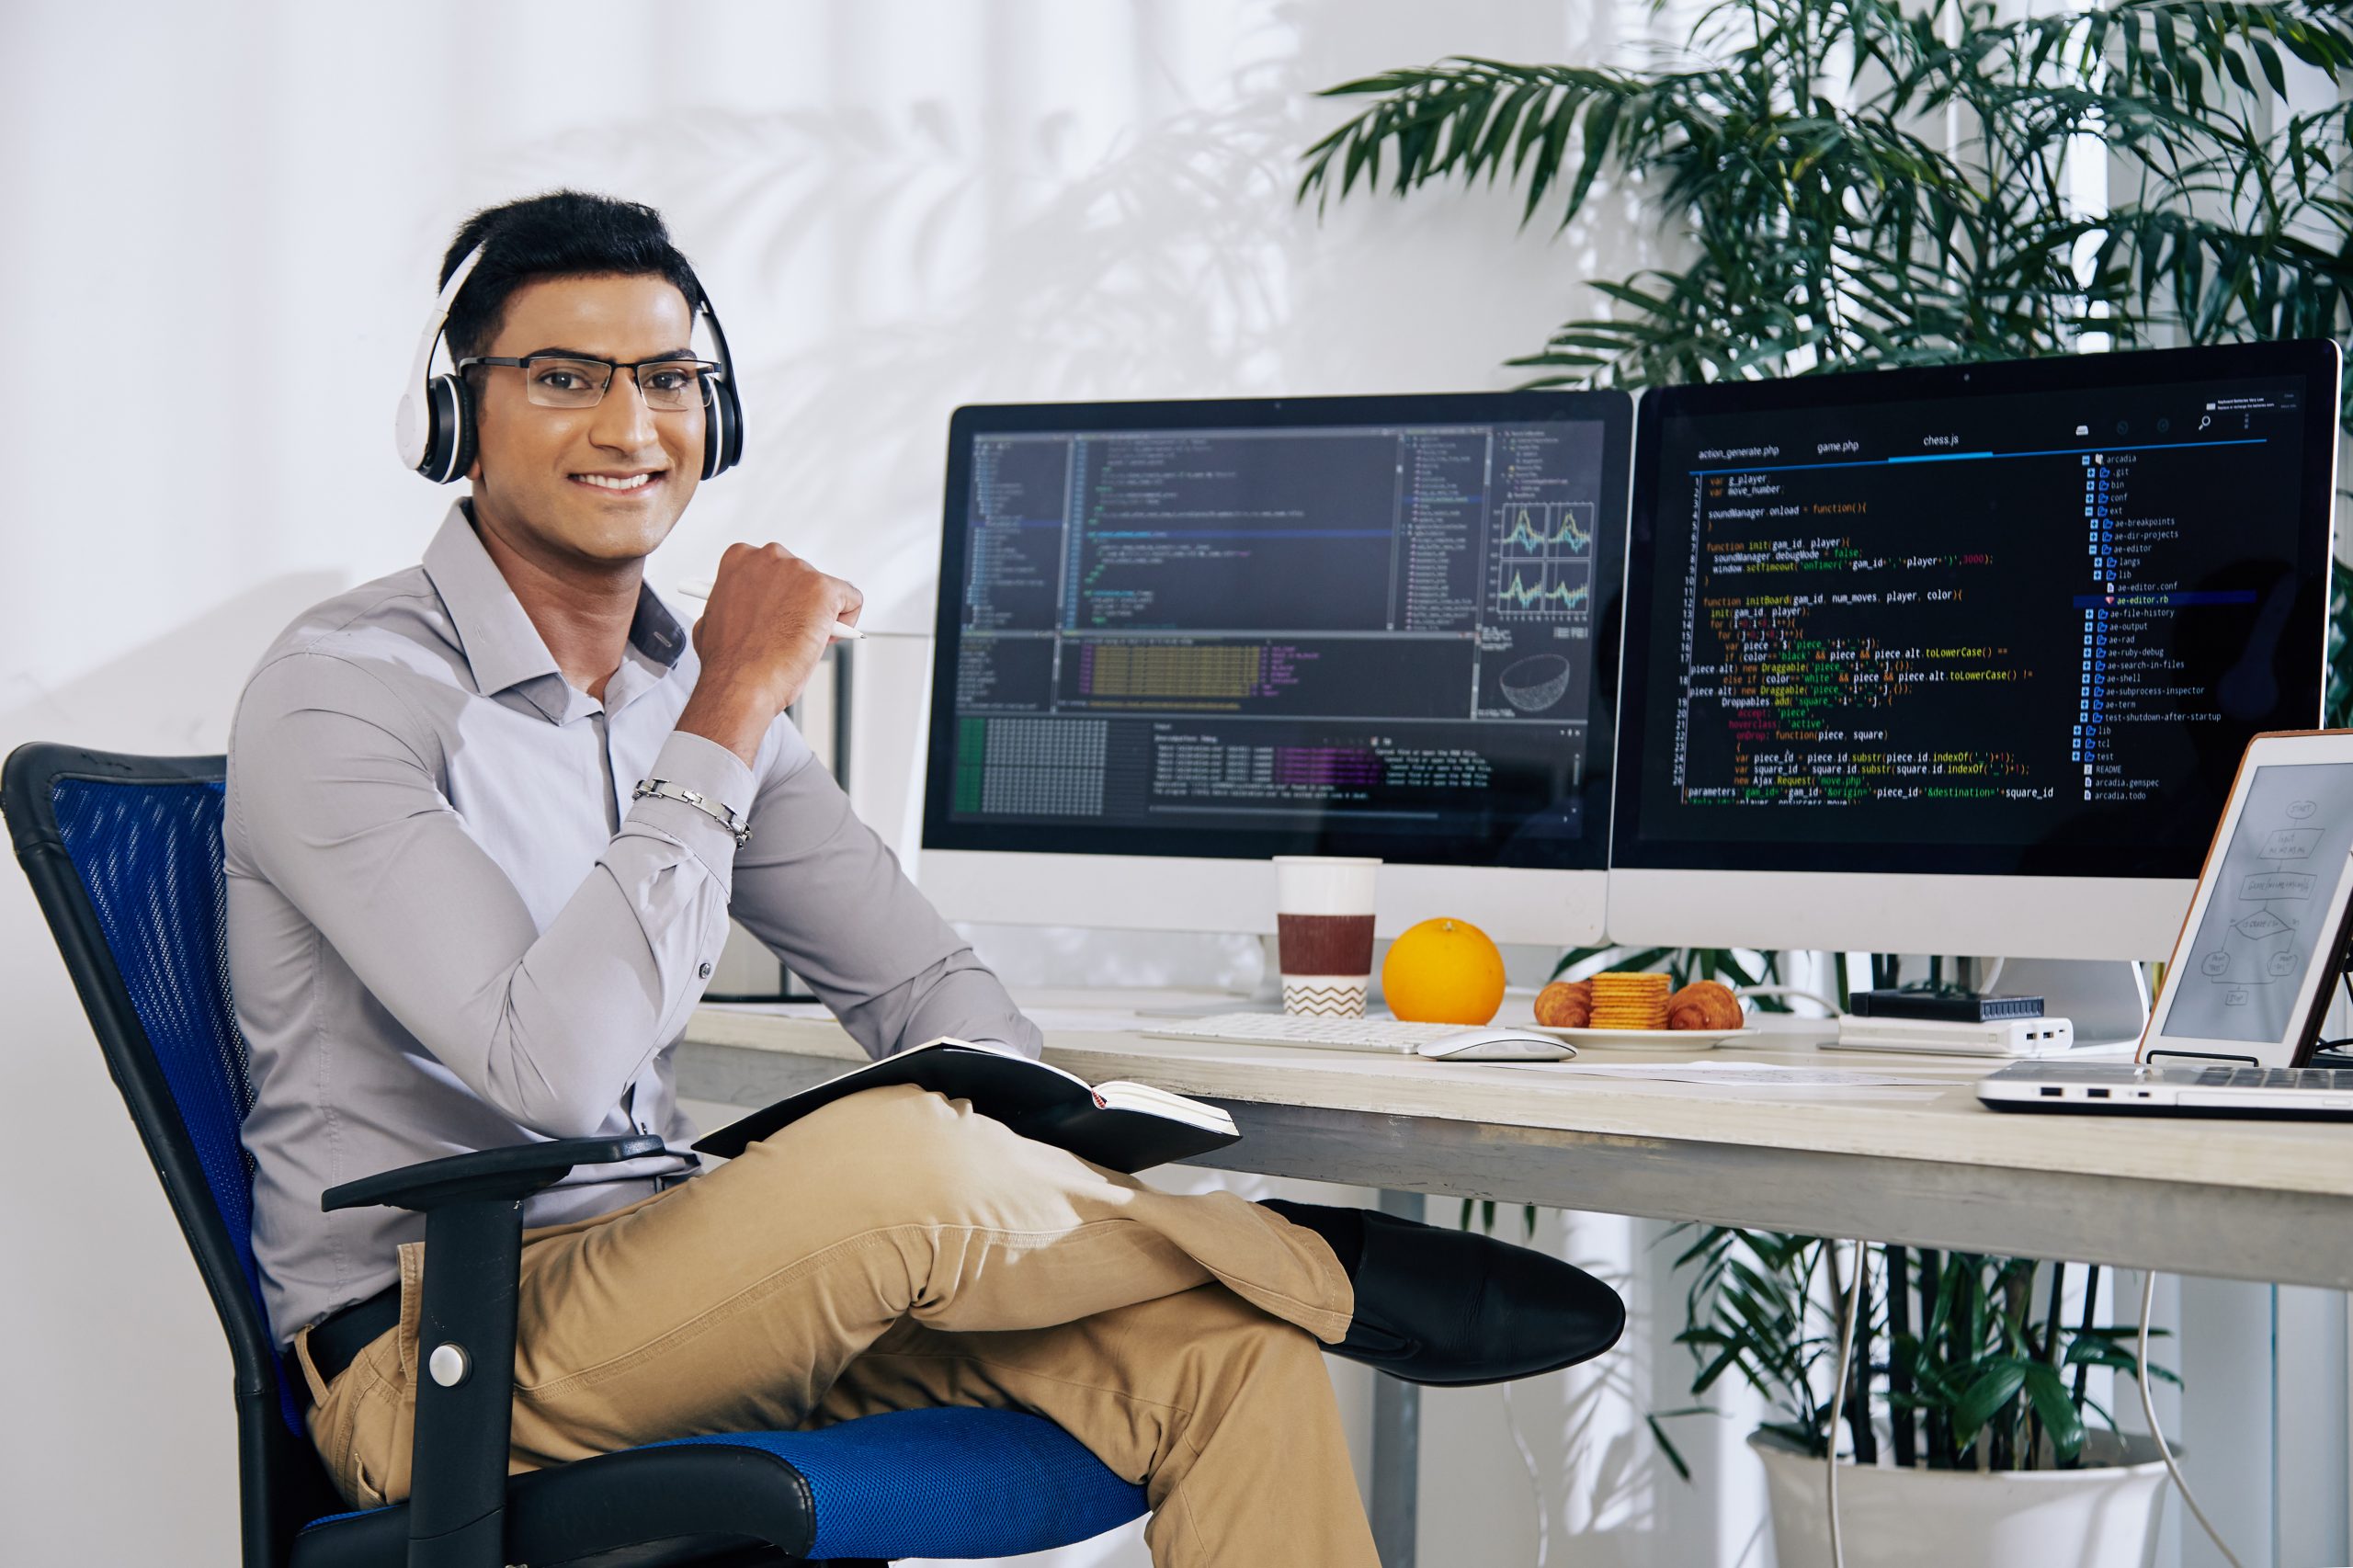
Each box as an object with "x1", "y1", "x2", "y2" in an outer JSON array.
[{"x1": 632, "y1": 778, "x2": 752, "y2": 846}]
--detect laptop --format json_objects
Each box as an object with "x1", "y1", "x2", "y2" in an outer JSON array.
[
  {"x1": 1977, "y1": 1059, "x2": 2353, "y2": 1118},
  {"x1": 1980, "y1": 730, "x2": 2353, "y2": 1119}
]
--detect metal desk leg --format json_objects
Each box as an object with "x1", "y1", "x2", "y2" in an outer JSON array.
[{"x1": 1370, "y1": 1189, "x2": 1421, "y2": 1566}]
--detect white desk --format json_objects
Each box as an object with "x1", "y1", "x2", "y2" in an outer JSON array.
[
  {"x1": 679, "y1": 999, "x2": 2353, "y2": 1565},
  {"x1": 679, "y1": 1000, "x2": 2353, "y2": 1291}
]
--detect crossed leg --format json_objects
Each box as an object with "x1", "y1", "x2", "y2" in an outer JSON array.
[
  {"x1": 817, "y1": 1290, "x2": 1377, "y2": 1566},
  {"x1": 305, "y1": 1083, "x2": 1375, "y2": 1567}
]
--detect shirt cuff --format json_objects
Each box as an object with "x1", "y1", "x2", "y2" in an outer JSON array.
[{"x1": 631, "y1": 730, "x2": 760, "y2": 858}]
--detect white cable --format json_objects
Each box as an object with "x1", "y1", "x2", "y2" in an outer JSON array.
[
  {"x1": 1500, "y1": 1378, "x2": 1550, "y2": 1567},
  {"x1": 2135, "y1": 1271, "x2": 2245, "y2": 1568},
  {"x1": 1733, "y1": 984, "x2": 1845, "y2": 1015},
  {"x1": 1979, "y1": 955, "x2": 2006, "y2": 994},
  {"x1": 1824, "y1": 1238, "x2": 1868, "y2": 1568}
]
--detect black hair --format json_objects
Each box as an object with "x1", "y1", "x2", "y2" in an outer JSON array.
[{"x1": 438, "y1": 190, "x2": 701, "y2": 361}]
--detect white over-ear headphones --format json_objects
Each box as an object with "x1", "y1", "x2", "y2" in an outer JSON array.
[
  {"x1": 392, "y1": 242, "x2": 744, "y2": 484},
  {"x1": 392, "y1": 244, "x2": 485, "y2": 483}
]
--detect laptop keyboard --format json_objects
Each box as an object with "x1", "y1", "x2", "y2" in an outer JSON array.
[{"x1": 2192, "y1": 1066, "x2": 2353, "y2": 1089}]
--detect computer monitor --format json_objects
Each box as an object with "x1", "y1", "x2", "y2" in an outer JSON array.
[
  {"x1": 919, "y1": 392, "x2": 1633, "y2": 944},
  {"x1": 1608, "y1": 340, "x2": 2341, "y2": 961}
]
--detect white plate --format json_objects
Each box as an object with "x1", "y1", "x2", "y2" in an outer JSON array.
[{"x1": 1529, "y1": 1026, "x2": 1755, "y2": 1051}]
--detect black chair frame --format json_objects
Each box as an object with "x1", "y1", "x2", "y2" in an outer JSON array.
[{"x1": 7, "y1": 744, "x2": 897, "y2": 1568}]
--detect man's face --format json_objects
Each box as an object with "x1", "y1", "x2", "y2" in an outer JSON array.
[{"x1": 465, "y1": 273, "x2": 703, "y2": 570}]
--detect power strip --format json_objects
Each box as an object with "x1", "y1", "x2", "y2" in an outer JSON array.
[{"x1": 1824, "y1": 1014, "x2": 2075, "y2": 1058}]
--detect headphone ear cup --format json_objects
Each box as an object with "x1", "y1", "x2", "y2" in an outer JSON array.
[
  {"x1": 419, "y1": 373, "x2": 471, "y2": 483},
  {"x1": 445, "y1": 373, "x2": 476, "y2": 481},
  {"x1": 702, "y1": 374, "x2": 744, "y2": 481}
]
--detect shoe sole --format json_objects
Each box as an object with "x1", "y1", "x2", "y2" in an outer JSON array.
[{"x1": 1338, "y1": 1312, "x2": 1627, "y2": 1388}]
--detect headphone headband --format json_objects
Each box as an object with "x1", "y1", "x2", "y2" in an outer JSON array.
[{"x1": 393, "y1": 239, "x2": 743, "y2": 484}]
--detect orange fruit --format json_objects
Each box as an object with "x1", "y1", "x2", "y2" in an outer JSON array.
[{"x1": 1381, "y1": 917, "x2": 1506, "y2": 1025}]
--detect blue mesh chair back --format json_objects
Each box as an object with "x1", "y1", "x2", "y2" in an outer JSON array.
[
  {"x1": 51, "y1": 778, "x2": 278, "y2": 1331},
  {"x1": 5, "y1": 746, "x2": 340, "y2": 1565},
  {"x1": 47, "y1": 769, "x2": 301, "y2": 1417}
]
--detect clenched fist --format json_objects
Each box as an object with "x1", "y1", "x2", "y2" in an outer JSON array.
[{"x1": 677, "y1": 541, "x2": 862, "y2": 764}]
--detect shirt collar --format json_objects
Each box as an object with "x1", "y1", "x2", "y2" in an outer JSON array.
[
  {"x1": 421, "y1": 502, "x2": 693, "y2": 720},
  {"x1": 627, "y1": 576, "x2": 690, "y2": 668}
]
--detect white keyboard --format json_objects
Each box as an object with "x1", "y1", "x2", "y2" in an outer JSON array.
[{"x1": 1142, "y1": 1012, "x2": 1469, "y2": 1054}]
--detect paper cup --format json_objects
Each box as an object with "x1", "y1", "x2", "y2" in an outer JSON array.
[{"x1": 1273, "y1": 857, "x2": 1380, "y2": 1017}]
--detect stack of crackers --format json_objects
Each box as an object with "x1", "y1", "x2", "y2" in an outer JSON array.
[
  {"x1": 1535, "y1": 971, "x2": 1744, "y2": 1032},
  {"x1": 1588, "y1": 971, "x2": 1671, "y2": 1030}
]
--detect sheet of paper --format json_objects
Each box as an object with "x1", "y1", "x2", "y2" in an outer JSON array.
[
  {"x1": 706, "y1": 1001, "x2": 1180, "y2": 1037},
  {"x1": 1025, "y1": 1007, "x2": 1187, "y2": 1034},
  {"x1": 1491, "y1": 1061, "x2": 1983, "y2": 1087}
]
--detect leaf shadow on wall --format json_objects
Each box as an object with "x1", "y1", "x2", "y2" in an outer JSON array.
[
  {"x1": 476, "y1": 50, "x2": 1673, "y2": 633},
  {"x1": 0, "y1": 574, "x2": 347, "y2": 757}
]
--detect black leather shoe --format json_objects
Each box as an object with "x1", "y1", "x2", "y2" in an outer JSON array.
[{"x1": 1273, "y1": 1201, "x2": 1625, "y2": 1386}]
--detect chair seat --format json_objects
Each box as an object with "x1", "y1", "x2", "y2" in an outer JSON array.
[{"x1": 290, "y1": 1407, "x2": 1149, "y2": 1568}]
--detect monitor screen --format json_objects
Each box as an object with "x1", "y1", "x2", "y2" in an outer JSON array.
[
  {"x1": 923, "y1": 393, "x2": 1633, "y2": 869},
  {"x1": 1612, "y1": 341, "x2": 2338, "y2": 881}
]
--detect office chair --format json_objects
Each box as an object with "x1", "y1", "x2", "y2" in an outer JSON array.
[{"x1": 4, "y1": 743, "x2": 1149, "y2": 1568}]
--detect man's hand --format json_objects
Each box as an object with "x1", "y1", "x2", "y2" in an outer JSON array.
[{"x1": 677, "y1": 542, "x2": 863, "y2": 766}]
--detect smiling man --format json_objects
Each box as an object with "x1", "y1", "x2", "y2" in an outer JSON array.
[{"x1": 224, "y1": 191, "x2": 1620, "y2": 1568}]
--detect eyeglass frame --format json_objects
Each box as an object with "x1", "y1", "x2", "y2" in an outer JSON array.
[{"x1": 455, "y1": 352, "x2": 724, "y2": 410}]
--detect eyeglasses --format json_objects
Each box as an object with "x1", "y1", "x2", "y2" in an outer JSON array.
[{"x1": 457, "y1": 354, "x2": 721, "y2": 412}]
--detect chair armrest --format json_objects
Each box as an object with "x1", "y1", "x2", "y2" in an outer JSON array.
[
  {"x1": 319, "y1": 1132, "x2": 667, "y2": 1568},
  {"x1": 320, "y1": 1134, "x2": 665, "y2": 1214}
]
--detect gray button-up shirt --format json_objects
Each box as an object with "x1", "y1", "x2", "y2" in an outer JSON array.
[{"x1": 227, "y1": 505, "x2": 1039, "y2": 1345}]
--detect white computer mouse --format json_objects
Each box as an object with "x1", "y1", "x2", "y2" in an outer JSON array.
[{"x1": 1415, "y1": 1028, "x2": 1578, "y2": 1061}]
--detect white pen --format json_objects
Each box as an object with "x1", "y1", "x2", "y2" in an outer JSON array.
[{"x1": 672, "y1": 577, "x2": 863, "y2": 640}]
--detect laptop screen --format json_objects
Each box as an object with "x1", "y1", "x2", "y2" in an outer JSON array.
[{"x1": 2159, "y1": 759, "x2": 2353, "y2": 1046}]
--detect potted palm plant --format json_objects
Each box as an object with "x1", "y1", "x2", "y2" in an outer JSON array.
[
  {"x1": 1296, "y1": 0, "x2": 2353, "y2": 711},
  {"x1": 1299, "y1": 0, "x2": 2353, "y2": 1556},
  {"x1": 1671, "y1": 1232, "x2": 2172, "y2": 1564}
]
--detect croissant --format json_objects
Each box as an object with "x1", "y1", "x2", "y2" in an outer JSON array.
[
  {"x1": 1533, "y1": 979, "x2": 1593, "y2": 1028},
  {"x1": 1665, "y1": 980, "x2": 1744, "y2": 1031}
]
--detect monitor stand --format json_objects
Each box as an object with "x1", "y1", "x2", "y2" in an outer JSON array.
[{"x1": 1988, "y1": 957, "x2": 2149, "y2": 1049}]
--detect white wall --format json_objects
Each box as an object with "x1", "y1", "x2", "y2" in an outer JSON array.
[
  {"x1": 0, "y1": 3, "x2": 1668, "y2": 1563},
  {"x1": 6, "y1": 5, "x2": 2339, "y2": 1567}
]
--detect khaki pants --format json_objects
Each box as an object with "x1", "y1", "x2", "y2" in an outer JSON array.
[{"x1": 295, "y1": 1084, "x2": 1377, "y2": 1567}]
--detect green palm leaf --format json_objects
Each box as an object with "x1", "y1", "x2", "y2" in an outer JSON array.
[{"x1": 1303, "y1": 0, "x2": 2339, "y2": 1478}]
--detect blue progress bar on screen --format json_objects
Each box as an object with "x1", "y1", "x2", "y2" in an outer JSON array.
[{"x1": 1688, "y1": 437, "x2": 2266, "y2": 477}]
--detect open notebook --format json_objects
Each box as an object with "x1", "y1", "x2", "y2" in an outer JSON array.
[{"x1": 691, "y1": 1036, "x2": 1240, "y2": 1172}]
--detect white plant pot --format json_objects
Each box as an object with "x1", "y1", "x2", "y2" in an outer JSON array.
[{"x1": 1749, "y1": 1427, "x2": 2171, "y2": 1568}]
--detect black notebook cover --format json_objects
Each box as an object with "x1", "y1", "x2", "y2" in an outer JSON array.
[{"x1": 689, "y1": 1040, "x2": 1241, "y2": 1173}]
